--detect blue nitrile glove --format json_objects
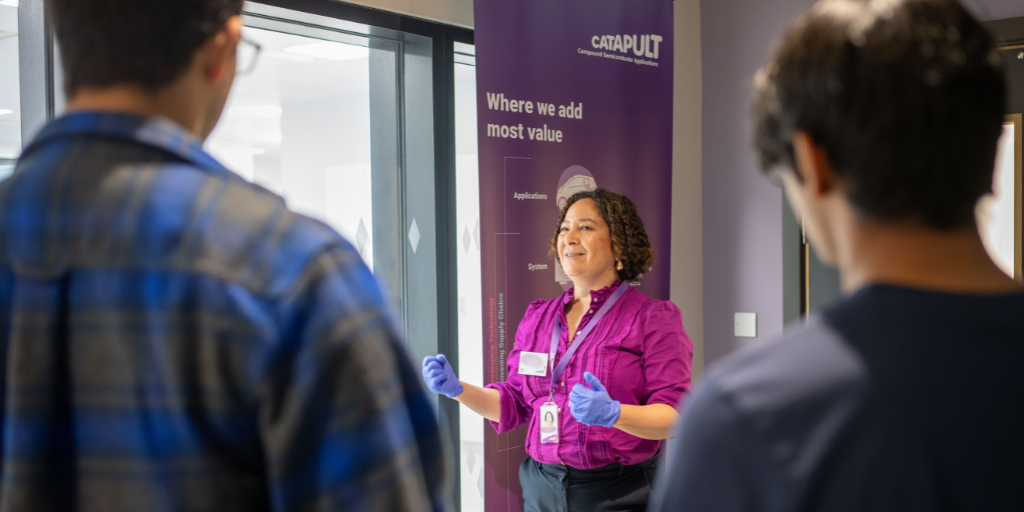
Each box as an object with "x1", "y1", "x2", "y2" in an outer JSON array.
[
  {"x1": 569, "y1": 372, "x2": 621, "y2": 428},
  {"x1": 422, "y1": 354, "x2": 464, "y2": 398}
]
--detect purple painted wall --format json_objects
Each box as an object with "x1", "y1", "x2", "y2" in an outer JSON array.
[
  {"x1": 970, "y1": 1, "x2": 1024, "y2": 21},
  {"x1": 699, "y1": 0, "x2": 1024, "y2": 366},
  {"x1": 699, "y1": 0, "x2": 814, "y2": 364}
]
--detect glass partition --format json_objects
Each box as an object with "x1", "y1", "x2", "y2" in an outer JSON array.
[
  {"x1": 206, "y1": 26, "x2": 376, "y2": 268},
  {"x1": 0, "y1": 0, "x2": 20, "y2": 179},
  {"x1": 203, "y1": 3, "x2": 440, "y2": 371},
  {"x1": 454, "y1": 40, "x2": 484, "y2": 512}
]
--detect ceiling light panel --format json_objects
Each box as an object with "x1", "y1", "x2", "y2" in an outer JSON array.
[
  {"x1": 283, "y1": 42, "x2": 368, "y2": 61},
  {"x1": 226, "y1": 105, "x2": 282, "y2": 120}
]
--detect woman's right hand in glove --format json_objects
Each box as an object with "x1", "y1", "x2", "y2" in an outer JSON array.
[{"x1": 422, "y1": 354, "x2": 464, "y2": 398}]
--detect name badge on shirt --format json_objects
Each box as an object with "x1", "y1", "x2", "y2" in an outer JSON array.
[{"x1": 518, "y1": 352, "x2": 549, "y2": 377}]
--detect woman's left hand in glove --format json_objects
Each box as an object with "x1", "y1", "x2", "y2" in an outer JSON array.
[{"x1": 568, "y1": 372, "x2": 621, "y2": 428}]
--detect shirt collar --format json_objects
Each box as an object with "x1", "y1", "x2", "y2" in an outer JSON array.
[
  {"x1": 22, "y1": 111, "x2": 232, "y2": 178},
  {"x1": 561, "y1": 279, "x2": 624, "y2": 307}
]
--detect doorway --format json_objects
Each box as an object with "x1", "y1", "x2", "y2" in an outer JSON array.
[
  {"x1": 783, "y1": 16, "x2": 1024, "y2": 324},
  {"x1": 990, "y1": 18, "x2": 1024, "y2": 282}
]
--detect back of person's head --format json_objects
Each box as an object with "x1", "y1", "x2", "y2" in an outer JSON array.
[
  {"x1": 754, "y1": 0, "x2": 1006, "y2": 230},
  {"x1": 48, "y1": 0, "x2": 245, "y2": 97}
]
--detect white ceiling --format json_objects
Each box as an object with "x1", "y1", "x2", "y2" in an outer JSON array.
[
  {"x1": 207, "y1": 26, "x2": 372, "y2": 177},
  {"x1": 0, "y1": 16, "x2": 377, "y2": 160},
  {"x1": 210, "y1": 26, "x2": 369, "y2": 151},
  {"x1": 228, "y1": 27, "x2": 369, "y2": 107}
]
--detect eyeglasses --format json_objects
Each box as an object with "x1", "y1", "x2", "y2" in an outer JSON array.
[{"x1": 237, "y1": 36, "x2": 262, "y2": 76}]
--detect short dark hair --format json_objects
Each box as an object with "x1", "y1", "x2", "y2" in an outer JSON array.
[
  {"x1": 48, "y1": 0, "x2": 245, "y2": 95},
  {"x1": 549, "y1": 188, "x2": 655, "y2": 282},
  {"x1": 754, "y1": 0, "x2": 1006, "y2": 229}
]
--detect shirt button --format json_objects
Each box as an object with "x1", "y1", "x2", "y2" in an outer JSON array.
[
  {"x1": 561, "y1": 381, "x2": 565, "y2": 386},
  {"x1": 589, "y1": 309, "x2": 593, "y2": 314}
]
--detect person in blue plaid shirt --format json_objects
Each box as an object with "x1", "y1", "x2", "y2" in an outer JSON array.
[{"x1": 0, "y1": 0, "x2": 450, "y2": 510}]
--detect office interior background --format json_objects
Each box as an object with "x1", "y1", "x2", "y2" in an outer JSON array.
[{"x1": 2, "y1": 0, "x2": 1022, "y2": 510}]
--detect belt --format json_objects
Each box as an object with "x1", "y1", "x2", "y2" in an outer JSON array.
[{"x1": 537, "y1": 454, "x2": 658, "y2": 482}]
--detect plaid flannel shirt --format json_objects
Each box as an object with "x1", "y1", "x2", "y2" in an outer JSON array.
[{"x1": 0, "y1": 112, "x2": 449, "y2": 512}]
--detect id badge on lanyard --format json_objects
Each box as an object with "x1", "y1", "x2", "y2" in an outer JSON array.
[
  {"x1": 539, "y1": 402, "x2": 559, "y2": 444},
  {"x1": 538, "y1": 280, "x2": 630, "y2": 445}
]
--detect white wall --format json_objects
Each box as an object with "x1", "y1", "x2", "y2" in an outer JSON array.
[{"x1": 346, "y1": 0, "x2": 473, "y2": 28}]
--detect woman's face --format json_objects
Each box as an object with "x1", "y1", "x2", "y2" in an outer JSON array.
[
  {"x1": 557, "y1": 199, "x2": 617, "y2": 284},
  {"x1": 544, "y1": 412, "x2": 555, "y2": 426}
]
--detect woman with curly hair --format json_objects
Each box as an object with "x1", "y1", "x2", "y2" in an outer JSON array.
[{"x1": 423, "y1": 188, "x2": 693, "y2": 511}]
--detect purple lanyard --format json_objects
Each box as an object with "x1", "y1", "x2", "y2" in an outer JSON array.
[{"x1": 548, "y1": 280, "x2": 630, "y2": 398}]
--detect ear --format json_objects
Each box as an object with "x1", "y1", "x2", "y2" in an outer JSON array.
[
  {"x1": 201, "y1": 15, "x2": 244, "y2": 83},
  {"x1": 791, "y1": 131, "x2": 839, "y2": 197}
]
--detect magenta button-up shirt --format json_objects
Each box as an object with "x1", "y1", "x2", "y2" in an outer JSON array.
[{"x1": 486, "y1": 282, "x2": 693, "y2": 469}]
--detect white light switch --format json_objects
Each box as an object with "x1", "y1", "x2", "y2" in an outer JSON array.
[{"x1": 735, "y1": 313, "x2": 757, "y2": 338}]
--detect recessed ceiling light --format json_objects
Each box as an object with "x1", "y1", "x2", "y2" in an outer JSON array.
[
  {"x1": 266, "y1": 52, "x2": 314, "y2": 64},
  {"x1": 226, "y1": 105, "x2": 282, "y2": 120},
  {"x1": 283, "y1": 42, "x2": 368, "y2": 61},
  {"x1": 0, "y1": 109, "x2": 13, "y2": 116}
]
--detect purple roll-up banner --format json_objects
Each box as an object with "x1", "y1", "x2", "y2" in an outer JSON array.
[{"x1": 473, "y1": 0, "x2": 673, "y2": 510}]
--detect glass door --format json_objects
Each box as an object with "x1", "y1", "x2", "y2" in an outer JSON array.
[
  {"x1": 453, "y1": 40, "x2": 484, "y2": 512},
  {"x1": 204, "y1": 2, "x2": 441, "y2": 367},
  {"x1": 0, "y1": 0, "x2": 19, "y2": 179},
  {"x1": 206, "y1": 22, "x2": 376, "y2": 269}
]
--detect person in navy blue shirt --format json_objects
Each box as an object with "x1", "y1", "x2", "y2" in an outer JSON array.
[
  {"x1": 0, "y1": 0, "x2": 449, "y2": 510},
  {"x1": 654, "y1": 1, "x2": 1024, "y2": 511}
]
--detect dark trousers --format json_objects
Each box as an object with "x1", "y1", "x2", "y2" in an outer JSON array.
[{"x1": 519, "y1": 455, "x2": 659, "y2": 512}]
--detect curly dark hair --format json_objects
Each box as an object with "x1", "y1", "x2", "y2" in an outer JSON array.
[
  {"x1": 548, "y1": 189, "x2": 654, "y2": 281},
  {"x1": 752, "y1": 0, "x2": 1005, "y2": 229}
]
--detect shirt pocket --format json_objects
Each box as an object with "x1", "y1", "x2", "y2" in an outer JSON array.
[
  {"x1": 524, "y1": 373, "x2": 550, "y2": 401},
  {"x1": 598, "y1": 336, "x2": 644, "y2": 405}
]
